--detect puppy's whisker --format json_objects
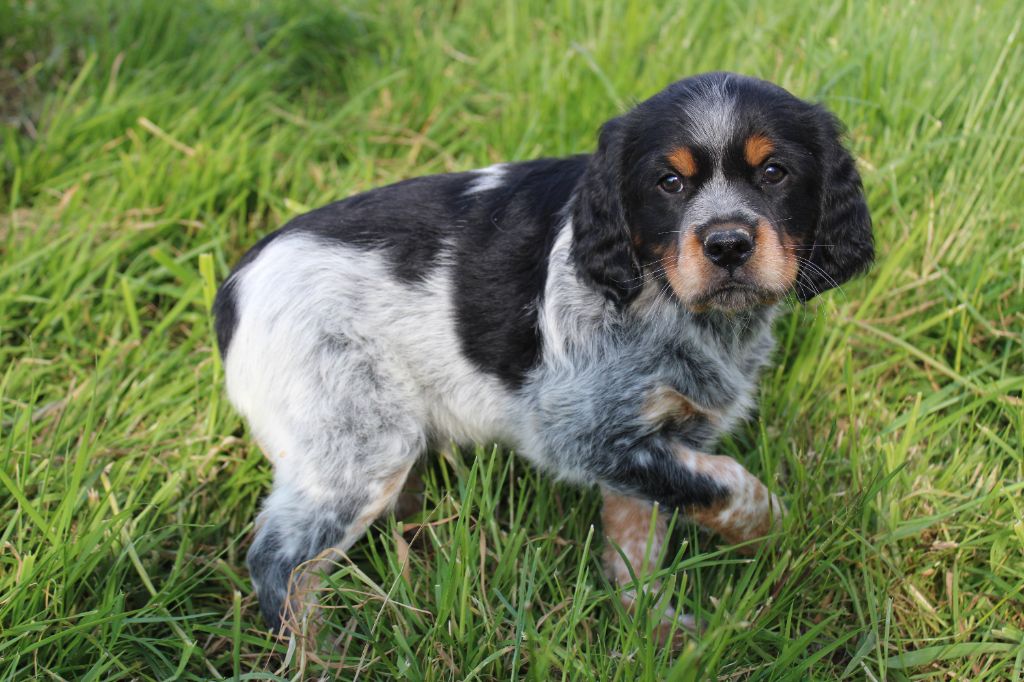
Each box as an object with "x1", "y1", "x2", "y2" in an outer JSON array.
[
  {"x1": 793, "y1": 255, "x2": 845, "y2": 296},
  {"x1": 611, "y1": 263, "x2": 669, "y2": 287}
]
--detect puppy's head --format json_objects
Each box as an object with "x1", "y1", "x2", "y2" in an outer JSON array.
[{"x1": 572, "y1": 72, "x2": 873, "y2": 311}]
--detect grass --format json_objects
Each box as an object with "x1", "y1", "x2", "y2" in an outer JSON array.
[{"x1": 1, "y1": 0, "x2": 1023, "y2": 678}]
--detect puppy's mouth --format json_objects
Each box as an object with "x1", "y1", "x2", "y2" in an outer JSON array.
[{"x1": 696, "y1": 279, "x2": 779, "y2": 312}]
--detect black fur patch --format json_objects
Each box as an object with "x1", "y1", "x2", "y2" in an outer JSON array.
[
  {"x1": 280, "y1": 174, "x2": 467, "y2": 283},
  {"x1": 214, "y1": 161, "x2": 586, "y2": 387},
  {"x1": 598, "y1": 435, "x2": 731, "y2": 510},
  {"x1": 212, "y1": 277, "x2": 239, "y2": 358},
  {"x1": 213, "y1": 174, "x2": 466, "y2": 358},
  {"x1": 213, "y1": 230, "x2": 284, "y2": 358},
  {"x1": 452, "y1": 157, "x2": 588, "y2": 387}
]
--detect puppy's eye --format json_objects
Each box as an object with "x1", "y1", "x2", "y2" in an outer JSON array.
[
  {"x1": 761, "y1": 163, "x2": 787, "y2": 185},
  {"x1": 658, "y1": 174, "x2": 684, "y2": 194}
]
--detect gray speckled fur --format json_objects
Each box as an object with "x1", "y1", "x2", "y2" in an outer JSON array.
[
  {"x1": 519, "y1": 225, "x2": 776, "y2": 496},
  {"x1": 223, "y1": 217, "x2": 775, "y2": 629}
]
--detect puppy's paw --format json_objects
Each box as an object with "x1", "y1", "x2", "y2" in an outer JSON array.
[{"x1": 712, "y1": 486, "x2": 786, "y2": 556}]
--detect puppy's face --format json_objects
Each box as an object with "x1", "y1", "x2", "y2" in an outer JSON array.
[
  {"x1": 573, "y1": 73, "x2": 874, "y2": 311},
  {"x1": 623, "y1": 87, "x2": 821, "y2": 312}
]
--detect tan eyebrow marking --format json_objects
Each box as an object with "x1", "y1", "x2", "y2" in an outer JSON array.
[
  {"x1": 744, "y1": 134, "x2": 774, "y2": 166},
  {"x1": 667, "y1": 147, "x2": 698, "y2": 177}
]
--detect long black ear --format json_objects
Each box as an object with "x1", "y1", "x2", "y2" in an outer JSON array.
[
  {"x1": 795, "y1": 110, "x2": 874, "y2": 301},
  {"x1": 571, "y1": 117, "x2": 640, "y2": 306}
]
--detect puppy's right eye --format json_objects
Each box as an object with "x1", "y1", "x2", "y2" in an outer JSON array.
[
  {"x1": 658, "y1": 174, "x2": 684, "y2": 194},
  {"x1": 761, "y1": 163, "x2": 787, "y2": 185}
]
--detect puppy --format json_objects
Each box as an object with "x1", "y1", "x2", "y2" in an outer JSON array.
[{"x1": 214, "y1": 72, "x2": 873, "y2": 632}]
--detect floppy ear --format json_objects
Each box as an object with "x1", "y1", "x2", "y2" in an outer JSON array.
[
  {"x1": 571, "y1": 117, "x2": 640, "y2": 306},
  {"x1": 795, "y1": 111, "x2": 874, "y2": 301}
]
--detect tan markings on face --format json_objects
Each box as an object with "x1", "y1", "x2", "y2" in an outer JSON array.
[
  {"x1": 745, "y1": 220, "x2": 799, "y2": 298},
  {"x1": 744, "y1": 134, "x2": 774, "y2": 167},
  {"x1": 642, "y1": 384, "x2": 722, "y2": 429},
  {"x1": 779, "y1": 233, "x2": 800, "y2": 285},
  {"x1": 673, "y1": 446, "x2": 786, "y2": 553},
  {"x1": 601, "y1": 488, "x2": 668, "y2": 586},
  {"x1": 667, "y1": 147, "x2": 698, "y2": 178},
  {"x1": 661, "y1": 232, "x2": 713, "y2": 311}
]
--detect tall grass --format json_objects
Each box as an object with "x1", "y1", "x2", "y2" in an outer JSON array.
[{"x1": 1, "y1": 0, "x2": 1022, "y2": 678}]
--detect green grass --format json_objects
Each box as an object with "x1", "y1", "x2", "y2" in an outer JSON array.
[{"x1": 2, "y1": 0, "x2": 1023, "y2": 678}]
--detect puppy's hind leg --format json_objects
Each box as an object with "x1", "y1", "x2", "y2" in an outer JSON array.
[
  {"x1": 246, "y1": 457, "x2": 416, "y2": 634},
  {"x1": 240, "y1": 359, "x2": 426, "y2": 633}
]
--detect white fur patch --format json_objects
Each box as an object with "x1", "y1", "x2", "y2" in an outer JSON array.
[
  {"x1": 536, "y1": 220, "x2": 612, "y2": 363},
  {"x1": 224, "y1": 234, "x2": 519, "y2": 500},
  {"x1": 464, "y1": 163, "x2": 508, "y2": 195}
]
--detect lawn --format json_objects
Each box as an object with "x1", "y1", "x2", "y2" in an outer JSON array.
[{"x1": 1, "y1": 0, "x2": 1022, "y2": 679}]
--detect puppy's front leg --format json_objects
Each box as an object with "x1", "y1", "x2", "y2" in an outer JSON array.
[
  {"x1": 598, "y1": 442, "x2": 784, "y2": 556},
  {"x1": 598, "y1": 445, "x2": 783, "y2": 643}
]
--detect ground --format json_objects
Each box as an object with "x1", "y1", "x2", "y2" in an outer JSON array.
[{"x1": 1, "y1": 0, "x2": 1022, "y2": 679}]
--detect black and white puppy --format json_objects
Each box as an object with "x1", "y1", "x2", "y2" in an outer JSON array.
[{"x1": 214, "y1": 72, "x2": 873, "y2": 633}]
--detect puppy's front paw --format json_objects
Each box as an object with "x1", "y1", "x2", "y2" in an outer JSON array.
[{"x1": 692, "y1": 481, "x2": 785, "y2": 555}]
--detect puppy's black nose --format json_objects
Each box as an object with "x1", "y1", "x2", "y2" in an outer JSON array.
[{"x1": 703, "y1": 228, "x2": 754, "y2": 271}]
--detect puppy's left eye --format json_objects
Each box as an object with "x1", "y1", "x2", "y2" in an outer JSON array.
[
  {"x1": 658, "y1": 174, "x2": 684, "y2": 194},
  {"x1": 761, "y1": 163, "x2": 787, "y2": 185}
]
